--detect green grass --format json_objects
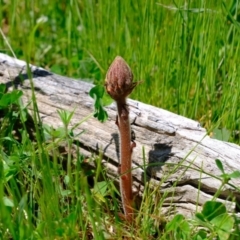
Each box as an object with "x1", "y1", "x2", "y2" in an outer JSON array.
[
  {"x1": 1, "y1": 0, "x2": 239, "y2": 143},
  {"x1": 1, "y1": 0, "x2": 240, "y2": 239}
]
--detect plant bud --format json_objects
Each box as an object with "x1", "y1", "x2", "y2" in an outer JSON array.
[{"x1": 105, "y1": 56, "x2": 138, "y2": 101}]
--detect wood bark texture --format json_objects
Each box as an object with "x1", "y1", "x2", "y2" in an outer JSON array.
[{"x1": 1, "y1": 53, "x2": 240, "y2": 218}]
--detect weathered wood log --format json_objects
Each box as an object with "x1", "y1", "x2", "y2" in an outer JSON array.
[{"x1": 1, "y1": 53, "x2": 240, "y2": 218}]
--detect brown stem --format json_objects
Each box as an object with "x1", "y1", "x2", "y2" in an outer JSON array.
[
  {"x1": 105, "y1": 56, "x2": 140, "y2": 222},
  {"x1": 116, "y1": 100, "x2": 134, "y2": 221}
]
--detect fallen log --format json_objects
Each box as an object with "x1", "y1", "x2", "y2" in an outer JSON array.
[{"x1": 1, "y1": 53, "x2": 240, "y2": 218}]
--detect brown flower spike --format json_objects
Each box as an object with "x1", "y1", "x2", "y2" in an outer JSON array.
[
  {"x1": 105, "y1": 56, "x2": 140, "y2": 222},
  {"x1": 105, "y1": 56, "x2": 138, "y2": 102}
]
